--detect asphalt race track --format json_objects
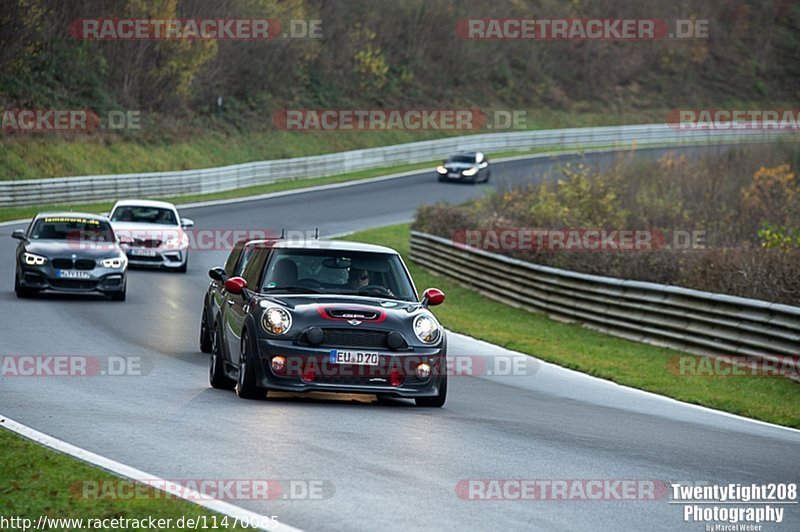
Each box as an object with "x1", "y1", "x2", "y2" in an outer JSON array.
[{"x1": 1, "y1": 145, "x2": 798, "y2": 531}]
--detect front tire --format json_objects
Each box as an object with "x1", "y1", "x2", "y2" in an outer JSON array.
[
  {"x1": 209, "y1": 325, "x2": 235, "y2": 390},
  {"x1": 15, "y1": 273, "x2": 33, "y2": 298},
  {"x1": 235, "y1": 330, "x2": 264, "y2": 399},
  {"x1": 199, "y1": 304, "x2": 213, "y2": 353},
  {"x1": 177, "y1": 256, "x2": 188, "y2": 273},
  {"x1": 415, "y1": 375, "x2": 447, "y2": 408}
]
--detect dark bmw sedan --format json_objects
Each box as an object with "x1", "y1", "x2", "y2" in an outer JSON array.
[
  {"x1": 436, "y1": 151, "x2": 491, "y2": 183},
  {"x1": 12, "y1": 213, "x2": 128, "y2": 300},
  {"x1": 206, "y1": 239, "x2": 448, "y2": 407}
]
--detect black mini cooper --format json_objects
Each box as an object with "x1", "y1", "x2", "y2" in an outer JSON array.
[{"x1": 203, "y1": 239, "x2": 447, "y2": 407}]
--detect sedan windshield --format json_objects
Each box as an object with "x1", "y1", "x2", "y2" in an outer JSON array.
[
  {"x1": 30, "y1": 216, "x2": 115, "y2": 242},
  {"x1": 111, "y1": 206, "x2": 177, "y2": 225},
  {"x1": 261, "y1": 249, "x2": 417, "y2": 301},
  {"x1": 448, "y1": 155, "x2": 475, "y2": 164}
]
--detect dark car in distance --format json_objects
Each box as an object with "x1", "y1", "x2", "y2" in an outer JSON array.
[
  {"x1": 436, "y1": 151, "x2": 491, "y2": 183},
  {"x1": 12, "y1": 213, "x2": 128, "y2": 300},
  {"x1": 204, "y1": 239, "x2": 448, "y2": 407}
]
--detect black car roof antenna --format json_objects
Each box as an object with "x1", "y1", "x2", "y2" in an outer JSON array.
[
  {"x1": 314, "y1": 227, "x2": 319, "y2": 239},
  {"x1": 280, "y1": 228, "x2": 285, "y2": 239}
]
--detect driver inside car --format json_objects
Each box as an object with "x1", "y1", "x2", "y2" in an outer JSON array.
[{"x1": 347, "y1": 268, "x2": 370, "y2": 289}]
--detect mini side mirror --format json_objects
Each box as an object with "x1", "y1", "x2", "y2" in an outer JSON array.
[
  {"x1": 224, "y1": 276, "x2": 247, "y2": 295},
  {"x1": 422, "y1": 288, "x2": 445, "y2": 307}
]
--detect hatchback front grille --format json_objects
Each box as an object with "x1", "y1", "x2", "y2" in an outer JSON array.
[
  {"x1": 75, "y1": 259, "x2": 95, "y2": 270},
  {"x1": 322, "y1": 329, "x2": 389, "y2": 349}
]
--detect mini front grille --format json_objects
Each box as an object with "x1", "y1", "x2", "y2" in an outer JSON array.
[{"x1": 322, "y1": 329, "x2": 389, "y2": 349}]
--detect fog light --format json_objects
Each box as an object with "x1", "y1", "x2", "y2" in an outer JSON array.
[
  {"x1": 390, "y1": 369, "x2": 404, "y2": 387},
  {"x1": 415, "y1": 363, "x2": 431, "y2": 379},
  {"x1": 271, "y1": 356, "x2": 287, "y2": 374}
]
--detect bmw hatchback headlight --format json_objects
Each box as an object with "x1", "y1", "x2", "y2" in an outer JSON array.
[
  {"x1": 101, "y1": 257, "x2": 125, "y2": 268},
  {"x1": 262, "y1": 307, "x2": 292, "y2": 335},
  {"x1": 24, "y1": 252, "x2": 47, "y2": 266},
  {"x1": 462, "y1": 167, "x2": 478, "y2": 176},
  {"x1": 413, "y1": 313, "x2": 441, "y2": 344}
]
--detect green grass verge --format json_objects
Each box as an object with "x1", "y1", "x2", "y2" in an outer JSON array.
[
  {"x1": 343, "y1": 224, "x2": 800, "y2": 429},
  {"x1": 0, "y1": 427, "x2": 254, "y2": 531}
]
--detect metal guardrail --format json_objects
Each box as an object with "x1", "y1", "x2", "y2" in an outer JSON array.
[
  {"x1": 1, "y1": 124, "x2": 796, "y2": 207},
  {"x1": 409, "y1": 231, "x2": 800, "y2": 374}
]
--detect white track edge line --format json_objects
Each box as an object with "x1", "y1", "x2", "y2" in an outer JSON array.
[{"x1": 0, "y1": 416, "x2": 304, "y2": 532}]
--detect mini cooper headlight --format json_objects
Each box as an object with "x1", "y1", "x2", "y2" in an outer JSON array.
[
  {"x1": 436, "y1": 165, "x2": 448, "y2": 174},
  {"x1": 262, "y1": 307, "x2": 292, "y2": 335},
  {"x1": 462, "y1": 167, "x2": 479, "y2": 176},
  {"x1": 24, "y1": 252, "x2": 47, "y2": 266},
  {"x1": 413, "y1": 314, "x2": 440, "y2": 344},
  {"x1": 101, "y1": 257, "x2": 125, "y2": 268}
]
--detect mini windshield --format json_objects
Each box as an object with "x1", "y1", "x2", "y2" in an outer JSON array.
[
  {"x1": 448, "y1": 155, "x2": 475, "y2": 164},
  {"x1": 30, "y1": 216, "x2": 115, "y2": 242},
  {"x1": 261, "y1": 249, "x2": 417, "y2": 301}
]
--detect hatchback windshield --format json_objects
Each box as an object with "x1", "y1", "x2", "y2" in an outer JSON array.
[
  {"x1": 31, "y1": 216, "x2": 115, "y2": 242},
  {"x1": 261, "y1": 249, "x2": 416, "y2": 301},
  {"x1": 111, "y1": 206, "x2": 177, "y2": 225},
  {"x1": 448, "y1": 155, "x2": 475, "y2": 164}
]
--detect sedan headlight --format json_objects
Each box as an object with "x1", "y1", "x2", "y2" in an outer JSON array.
[
  {"x1": 436, "y1": 165, "x2": 448, "y2": 174},
  {"x1": 413, "y1": 313, "x2": 441, "y2": 344},
  {"x1": 101, "y1": 257, "x2": 125, "y2": 269},
  {"x1": 262, "y1": 307, "x2": 292, "y2": 335},
  {"x1": 462, "y1": 167, "x2": 478, "y2": 176},
  {"x1": 23, "y1": 252, "x2": 47, "y2": 266}
]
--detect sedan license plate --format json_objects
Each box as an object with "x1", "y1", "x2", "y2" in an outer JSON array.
[
  {"x1": 329, "y1": 350, "x2": 379, "y2": 366},
  {"x1": 129, "y1": 248, "x2": 157, "y2": 257},
  {"x1": 57, "y1": 270, "x2": 91, "y2": 279},
  {"x1": 447, "y1": 172, "x2": 459, "y2": 178}
]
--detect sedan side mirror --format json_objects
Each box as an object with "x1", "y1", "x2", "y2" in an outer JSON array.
[
  {"x1": 421, "y1": 288, "x2": 445, "y2": 307},
  {"x1": 11, "y1": 229, "x2": 25, "y2": 240},
  {"x1": 209, "y1": 266, "x2": 227, "y2": 282},
  {"x1": 180, "y1": 218, "x2": 194, "y2": 228},
  {"x1": 224, "y1": 276, "x2": 247, "y2": 295}
]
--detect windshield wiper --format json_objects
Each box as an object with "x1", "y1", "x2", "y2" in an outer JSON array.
[
  {"x1": 356, "y1": 287, "x2": 394, "y2": 297},
  {"x1": 263, "y1": 285, "x2": 323, "y2": 294}
]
